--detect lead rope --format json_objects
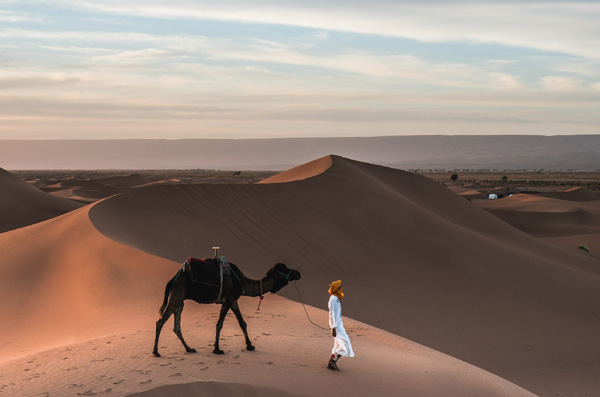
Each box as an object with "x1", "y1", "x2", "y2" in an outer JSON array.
[
  {"x1": 256, "y1": 279, "x2": 264, "y2": 311},
  {"x1": 294, "y1": 281, "x2": 329, "y2": 331}
]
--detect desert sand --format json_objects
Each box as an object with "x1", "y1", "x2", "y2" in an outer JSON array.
[
  {"x1": 1, "y1": 155, "x2": 599, "y2": 396},
  {"x1": 477, "y1": 188, "x2": 600, "y2": 260}
]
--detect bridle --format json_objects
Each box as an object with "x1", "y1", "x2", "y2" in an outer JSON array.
[
  {"x1": 277, "y1": 269, "x2": 293, "y2": 281},
  {"x1": 256, "y1": 268, "x2": 293, "y2": 311}
]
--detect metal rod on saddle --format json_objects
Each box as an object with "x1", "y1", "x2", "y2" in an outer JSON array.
[{"x1": 212, "y1": 246, "x2": 220, "y2": 258}]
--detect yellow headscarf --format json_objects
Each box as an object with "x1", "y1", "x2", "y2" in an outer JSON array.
[{"x1": 328, "y1": 280, "x2": 344, "y2": 302}]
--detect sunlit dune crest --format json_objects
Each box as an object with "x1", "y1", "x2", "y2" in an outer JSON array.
[{"x1": 257, "y1": 155, "x2": 333, "y2": 184}]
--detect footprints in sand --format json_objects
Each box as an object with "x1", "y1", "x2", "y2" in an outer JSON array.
[
  {"x1": 90, "y1": 357, "x2": 113, "y2": 363},
  {"x1": 1, "y1": 326, "x2": 294, "y2": 397},
  {"x1": 76, "y1": 387, "x2": 112, "y2": 395},
  {"x1": 130, "y1": 369, "x2": 151, "y2": 376},
  {"x1": 131, "y1": 369, "x2": 154, "y2": 385}
]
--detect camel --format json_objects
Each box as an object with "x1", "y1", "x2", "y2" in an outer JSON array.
[{"x1": 153, "y1": 257, "x2": 301, "y2": 357}]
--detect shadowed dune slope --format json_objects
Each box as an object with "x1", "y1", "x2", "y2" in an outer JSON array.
[
  {"x1": 0, "y1": 167, "x2": 82, "y2": 233},
  {"x1": 89, "y1": 155, "x2": 600, "y2": 396}
]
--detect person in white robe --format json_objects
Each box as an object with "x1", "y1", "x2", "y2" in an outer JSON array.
[{"x1": 327, "y1": 280, "x2": 354, "y2": 370}]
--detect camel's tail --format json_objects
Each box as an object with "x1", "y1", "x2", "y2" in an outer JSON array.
[{"x1": 158, "y1": 275, "x2": 176, "y2": 315}]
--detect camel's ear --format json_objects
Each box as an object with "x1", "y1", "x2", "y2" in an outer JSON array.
[{"x1": 275, "y1": 263, "x2": 287, "y2": 271}]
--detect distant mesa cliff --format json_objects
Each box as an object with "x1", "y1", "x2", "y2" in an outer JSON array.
[{"x1": 1, "y1": 135, "x2": 599, "y2": 170}]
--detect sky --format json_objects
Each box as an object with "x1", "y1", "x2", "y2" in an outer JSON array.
[{"x1": 0, "y1": 0, "x2": 599, "y2": 139}]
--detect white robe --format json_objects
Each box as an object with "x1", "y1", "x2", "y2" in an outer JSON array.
[{"x1": 328, "y1": 295, "x2": 355, "y2": 358}]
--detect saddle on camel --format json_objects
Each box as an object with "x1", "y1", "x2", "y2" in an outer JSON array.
[{"x1": 153, "y1": 248, "x2": 301, "y2": 357}]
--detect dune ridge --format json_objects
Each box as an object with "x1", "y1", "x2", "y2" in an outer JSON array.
[{"x1": 87, "y1": 155, "x2": 600, "y2": 396}]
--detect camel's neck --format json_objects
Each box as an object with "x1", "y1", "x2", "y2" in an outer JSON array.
[{"x1": 242, "y1": 275, "x2": 277, "y2": 297}]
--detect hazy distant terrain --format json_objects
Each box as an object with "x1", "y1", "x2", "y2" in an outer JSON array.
[{"x1": 2, "y1": 135, "x2": 599, "y2": 170}]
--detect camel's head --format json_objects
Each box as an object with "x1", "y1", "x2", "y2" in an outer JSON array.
[{"x1": 267, "y1": 263, "x2": 301, "y2": 292}]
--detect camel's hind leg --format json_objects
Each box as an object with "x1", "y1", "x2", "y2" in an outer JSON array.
[
  {"x1": 231, "y1": 301, "x2": 255, "y2": 351},
  {"x1": 173, "y1": 304, "x2": 196, "y2": 353},
  {"x1": 153, "y1": 304, "x2": 175, "y2": 357}
]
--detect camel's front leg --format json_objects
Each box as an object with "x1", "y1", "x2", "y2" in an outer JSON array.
[
  {"x1": 213, "y1": 302, "x2": 231, "y2": 354},
  {"x1": 231, "y1": 301, "x2": 255, "y2": 351}
]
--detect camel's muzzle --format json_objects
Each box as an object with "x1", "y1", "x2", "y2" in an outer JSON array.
[{"x1": 290, "y1": 269, "x2": 301, "y2": 281}]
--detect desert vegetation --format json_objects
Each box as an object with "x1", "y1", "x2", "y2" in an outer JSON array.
[{"x1": 417, "y1": 170, "x2": 600, "y2": 190}]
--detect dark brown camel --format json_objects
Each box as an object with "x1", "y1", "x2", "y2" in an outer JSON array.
[{"x1": 153, "y1": 258, "x2": 301, "y2": 357}]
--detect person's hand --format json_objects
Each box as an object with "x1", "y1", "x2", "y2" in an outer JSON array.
[{"x1": 332, "y1": 328, "x2": 337, "y2": 337}]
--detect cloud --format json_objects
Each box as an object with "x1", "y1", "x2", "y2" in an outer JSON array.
[
  {"x1": 489, "y1": 73, "x2": 522, "y2": 91},
  {"x1": 90, "y1": 48, "x2": 173, "y2": 65},
  {"x1": 0, "y1": 10, "x2": 43, "y2": 23},
  {"x1": 540, "y1": 76, "x2": 584, "y2": 91},
  {"x1": 1, "y1": 28, "x2": 520, "y2": 89},
  {"x1": 0, "y1": 75, "x2": 80, "y2": 89},
  {"x1": 40, "y1": 0, "x2": 600, "y2": 59}
]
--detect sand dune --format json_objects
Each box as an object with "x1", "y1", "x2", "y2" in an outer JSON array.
[
  {"x1": 0, "y1": 206, "x2": 532, "y2": 396},
  {"x1": 94, "y1": 174, "x2": 150, "y2": 189},
  {"x1": 446, "y1": 185, "x2": 488, "y2": 200},
  {"x1": 539, "y1": 186, "x2": 600, "y2": 202},
  {"x1": 2, "y1": 155, "x2": 599, "y2": 396},
  {"x1": 477, "y1": 190, "x2": 600, "y2": 263},
  {"x1": 87, "y1": 155, "x2": 600, "y2": 396},
  {"x1": 41, "y1": 174, "x2": 151, "y2": 204},
  {"x1": 478, "y1": 193, "x2": 600, "y2": 237},
  {"x1": 0, "y1": 206, "x2": 175, "y2": 360},
  {"x1": 0, "y1": 167, "x2": 82, "y2": 233}
]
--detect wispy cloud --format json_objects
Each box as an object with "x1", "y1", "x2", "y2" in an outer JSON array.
[
  {"x1": 0, "y1": 10, "x2": 43, "y2": 23},
  {"x1": 90, "y1": 48, "x2": 173, "y2": 65},
  {"x1": 42, "y1": 1, "x2": 600, "y2": 59},
  {"x1": 540, "y1": 76, "x2": 585, "y2": 91},
  {"x1": 0, "y1": 28, "x2": 523, "y2": 89}
]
